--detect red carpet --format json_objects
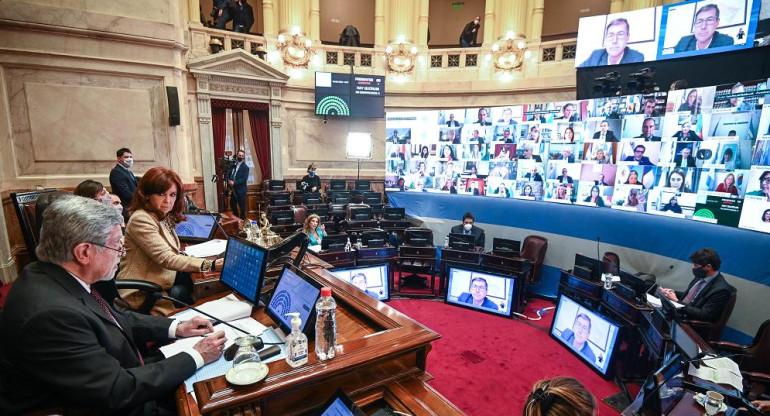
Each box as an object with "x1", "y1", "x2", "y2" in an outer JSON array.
[{"x1": 388, "y1": 297, "x2": 624, "y2": 416}]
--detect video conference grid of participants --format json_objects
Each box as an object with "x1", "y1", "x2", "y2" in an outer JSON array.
[
  {"x1": 575, "y1": 0, "x2": 762, "y2": 68},
  {"x1": 384, "y1": 79, "x2": 770, "y2": 235}
]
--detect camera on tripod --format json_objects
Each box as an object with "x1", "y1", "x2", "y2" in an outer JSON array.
[{"x1": 217, "y1": 153, "x2": 236, "y2": 174}]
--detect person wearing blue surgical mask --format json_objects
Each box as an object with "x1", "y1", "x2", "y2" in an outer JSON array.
[{"x1": 301, "y1": 163, "x2": 321, "y2": 193}]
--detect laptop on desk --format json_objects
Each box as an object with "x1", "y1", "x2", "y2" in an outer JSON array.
[{"x1": 176, "y1": 213, "x2": 221, "y2": 243}]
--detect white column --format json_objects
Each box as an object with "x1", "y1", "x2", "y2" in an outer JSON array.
[
  {"x1": 309, "y1": 0, "x2": 320, "y2": 41},
  {"x1": 194, "y1": 75, "x2": 218, "y2": 211},
  {"x1": 374, "y1": 0, "x2": 385, "y2": 47},
  {"x1": 269, "y1": 83, "x2": 284, "y2": 180},
  {"x1": 263, "y1": 0, "x2": 276, "y2": 36}
]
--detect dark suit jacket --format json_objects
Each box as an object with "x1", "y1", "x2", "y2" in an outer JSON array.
[
  {"x1": 674, "y1": 273, "x2": 735, "y2": 323},
  {"x1": 592, "y1": 131, "x2": 618, "y2": 142},
  {"x1": 230, "y1": 162, "x2": 249, "y2": 197},
  {"x1": 636, "y1": 134, "x2": 661, "y2": 142},
  {"x1": 450, "y1": 224, "x2": 485, "y2": 248},
  {"x1": 673, "y1": 155, "x2": 696, "y2": 167},
  {"x1": 231, "y1": 1, "x2": 254, "y2": 32},
  {"x1": 673, "y1": 32, "x2": 734, "y2": 53},
  {"x1": 623, "y1": 156, "x2": 653, "y2": 165},
  {"x1": 577, "y1": 47, "x2": 644, "y2": 68},
  {"x1": 457, "y1": 292, "x2": 498, "y2": 310},
  {"x1": 109, "y1": 164, "x2": 137, "y2": 220},
  {"x1": 0, "y1": 262, "x2": 197, "y2": 415},
  {"x1": 556, "y1": 175, "x2": 574, "y2": 184}
]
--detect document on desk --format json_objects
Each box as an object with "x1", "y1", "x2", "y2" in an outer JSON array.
[
  {"x1": 173, "y1": 294, "x2": 253, "y2": 322},
  {"x1": 646, "y1": 294, "x2": 684, "y2": 309},
  {"x1": 182, "y1": 239, "x2": 228, "y2": 258},
  {"x1": 688, "y1": 356, "x2": 744, "y2": 391},
  {"x1": 159, "y1": 318, "x2": 287, "y2": 397}
]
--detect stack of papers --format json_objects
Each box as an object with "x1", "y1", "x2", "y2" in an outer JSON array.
[
  {"x1": 173, "y1": 294, "x2": 253, "y2": 322},
  {"x1": 182, "y1": 239, "x2": 227, "y2": 258},
  {"x1": 646, "y1": 294, "x2": 684, "y2": 309},
  {"x1": 160, "y1": 318, "x2": 286, "y2": 395},
  {"x1": 688, "y1": 355, "x2": 744, "y2": 391}
]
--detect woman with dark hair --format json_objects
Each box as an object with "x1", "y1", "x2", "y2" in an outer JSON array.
[
  {"x1": 661, "y1": 196, "x2": 683, "y2": 214},
  {"x1": 715, "y1": 173, "x2": 738, "y2": 196},
  {"x1": 563, "y1": 127, "x2": 575, "y2": 143},
  {"x1": 624, "y1": 170, "x2": 646, "y2": 189},
  {"x1": 419, "y1": 145, "x2": 430, "y2": 159},
  {"x1": 763, "y1": 209, "x2": 770, "y2": 223},
  {"x1": 74, "y1": 179, "x2": 108, "y2": 200},
  {"x1": 665, "y1": 168, "x2": 692, "y2": 193},
  {"x1": 746, "y1": 170, "x2": 770, "y2": 201},
  {"x1": 583, "y1": 185, "x2": 605, "y2": 207},
  {"x1": 441, "y1": 145, "x2": 456, "y2": 161},
  {"x1": 720, "y1": 148, "x2": 735, "y2": 170},
  {"x1": 677, "y1": 89, "x2": 700, "y2": 115},
  {"x1": 521, "y1": 184, "x2": 534, "y2": 197},
  {"x1": 118, "y1": 167, "x2": 223, "y2": 316},
  {"x1": 523, "y1": 376, "x2": 596, "y2": 416}
]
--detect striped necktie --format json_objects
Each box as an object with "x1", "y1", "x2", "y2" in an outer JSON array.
[{"x1": 90, "y1": 290, "x2": 144, "y2": 366}]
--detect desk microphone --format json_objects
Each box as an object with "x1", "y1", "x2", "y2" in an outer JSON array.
[{"x1": 199, "y1": 209, "x2": 230, "y2": 240}]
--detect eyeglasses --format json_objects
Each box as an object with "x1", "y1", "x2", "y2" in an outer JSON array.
[
  {"x1": 574, "y1": 322, "x2": 590, "y2": 333},
  {"x1": 605, "y1": 31, "x2": 628, "y2": 40},
  {"x1": 694, "y1": 17, "x2": 717, "y2": 26},
  {"x1": 761, "y1": 178, "x2": 770, "y2": 184},
  {"x1": 90, "y1": 242, "x2": 126, "y2": 257},
  {"x1": 470, "y1": 284, "x2": 487, "y2": 291}
]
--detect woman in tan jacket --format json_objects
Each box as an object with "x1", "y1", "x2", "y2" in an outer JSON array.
[{"x1": 117, "y1": 167, "x2": 223, "y2": 316}]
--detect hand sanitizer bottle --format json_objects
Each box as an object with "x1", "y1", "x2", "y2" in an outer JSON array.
[{"x1": 284, "y1": 312, "x2": 308, "y2": 368}]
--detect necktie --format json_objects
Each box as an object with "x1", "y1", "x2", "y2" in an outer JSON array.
[
  {"x1": 682, "y1": 279, "x2": 705, "y2": 305},
  {"x1": 600, "y1": 133, "x2": 606, "y2": 141},
  {"x1": 90, "y1": 290, "x2": 144, "y2": 366}
]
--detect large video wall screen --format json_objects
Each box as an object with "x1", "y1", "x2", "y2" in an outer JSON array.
[
  {"x1": 576, "y1": 0, "x2": 762, "y2": 68},
  {"x1": 384, "y1": 79, "x2": 770, "y2": 235}
]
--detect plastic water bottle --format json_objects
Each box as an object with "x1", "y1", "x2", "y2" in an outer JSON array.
[
  {"x1": 315, "y1": 287, "x2": 337, "y2": 361},
  {"x1": 345, "y1": 238, "x2": 352, "y2": 252},
  {"x1": 444, "y1": 236, "x2": 449, "y2": 248},
  {"x1": 250, "y1": 220, "x2": 259, "y2": 242}
]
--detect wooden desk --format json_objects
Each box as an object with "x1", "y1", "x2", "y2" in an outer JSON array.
[
  {"x1": 176, "y1": 255, "x2": 462, "y2": 416},
  {"x1": 438, "y1": 249, "x2": 483, "y2": 295},
  {"x1": 558, "y1": 270, "x2": 603, "y2": 308},
  {"x1": 316, "y1": 249, "x2": 357, "y2": 268},
  {"x1": 396, "y1": 245, "x2": 437, "y2": 297}
]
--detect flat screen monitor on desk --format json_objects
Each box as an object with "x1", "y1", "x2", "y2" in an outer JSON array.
[
  {"x1": 573, "y1": 253, "x2": 602, "y2": 281},
  {"x1": 306, "y1": 206, "x2": 329, "y2": 221},
  {"x1": 175, "y1": 212, "x2": 221, "y2": 243},
  {"x1": 445, "y1": 266, "x2": 515, "y2": 317},
  {"x1": 304, "y1": 192, "x2": 323, "y2": 205},
  {"x1": 404, "y1": 228, "x2": 432, "y2": 247},
  {"x1": 362, "y1": 192, "x2": 381, "y2": 205},
  {"x1": 219, "y1": 237, "x2": 268, "y2": 304},
  {"x1": 359, "y1": 229, "x2": 388, "y2": 248},
  {"x1": 670, "y1": 320, "x2": 700, "y2": 360},
  {"x1": 349, "y1": 206, "x2": 373, "y2": 221},
  {"x1": 448, "y1": 233, "x2": 475, "y2": 251},
  {"x1": 625, "y1": 354, "x2": 686, "y2": 416},
  {"x1": 333, "y1": 192, "x2": 351, "y2": 205},
  {"x1": 312, "y1": 389, "x2": 366, "y2": 416},
  {"x1": 270, "y1": 210, "x2": 295, "y2": 226},
  {"x1": 550, "y1": 293, "x2": 621, "y2": 378},
  {"x1": 383, "y1": 207, "x2": 405, "y2": 220},
  {"x1": 329, "y1": 179, "x2": 347, "y2": 191},
  {"x1": 266, "y1": 263, "x2": 323, "y2": 336},
  {"x1": 354, "y1": 180, "x2": 371, "y2": 191},
  {"x1": 619, "y1": 270, "x2": 654, "y2": 303},
  {"x1": 492, "y1": 237, "x2": 520, "y2": 257},
  {"x1": 322, "y1": 234, "x2": 349, "y2": 252},
  {"x1": 268, "y1": 180, "x2": 286, "y2": 191},
  {"x1": 330, "y1": 263, "x2": 390, "y2": 301}
]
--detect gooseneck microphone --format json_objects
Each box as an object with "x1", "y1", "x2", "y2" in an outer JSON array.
[{"x1": 153, "y1": 293, "x2": 250, "y2": 336}]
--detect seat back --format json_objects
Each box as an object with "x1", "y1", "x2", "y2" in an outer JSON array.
[
  {"x1": 742, "y1": 319, "x2": 770, "y2": 374},
  {"x1": 10, "y1": 189, "x2": 60, "y2": 261},
  {"x1": 520, "y1": 235, "x2": 548, "y2": 284},
  {"x1": 707, "y1": 286, "x2": 737, "y2": 342},
  {"x1": 293, "y1": 205, "x2": 308, "y2": 225},
  {"x1": 602, "y1": 251, "x2": 620, "y2": 275},
  {"x1": 346, "y1": 204, "x2": 371, "y2": 221}
]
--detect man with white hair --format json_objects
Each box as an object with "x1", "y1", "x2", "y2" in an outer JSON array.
[{"x1": 0, "y1": 196, "x2": 227, "y2": 415}]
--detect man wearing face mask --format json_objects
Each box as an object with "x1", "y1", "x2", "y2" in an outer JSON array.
[
  {"x1": 450, "y1": 212, "x2": 486, "y2": 250},
  {"x1": 459, "y1": 16, "x2": 481, "y2": 47},
  {"x1": 109, "y1": 147, "x2": 138, "y2": 223},
  {"x1": 659, "y1": 248, "x2": 736, "y2": 324},
  {"x1": 301, "y1": 163, "x2": 321, "y2": 193},
  {"x1": 228, "y1": 149, "x2": 249, "y2": 219}
]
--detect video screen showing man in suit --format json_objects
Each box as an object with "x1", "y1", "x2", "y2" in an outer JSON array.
[
  {"x1": 449, "y1": 211, "x2": 486, "y2": 249},
  {"x1": 458, "y1": 277, "x2": 498, "y2": 310},
  {"x1": 578, "y1": 18, "x2": 644, "y2": 68},
  {"x1": 560, "y1": 313, "x2": 597, "y2": 362},
  {"x1": 672, "y1": 4, "x2": 734, "y2": 53}
]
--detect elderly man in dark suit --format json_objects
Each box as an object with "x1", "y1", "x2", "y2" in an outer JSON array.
[
  {"x1": 659, "y1": 248, "x2": 736, "y2": 324},
  {"x1": 0, "y1": 196, "x2": 226, "y2": 416},
  {"x1": 109, "y1": 147, "x2": 138, "y2": 222},
  {"x1": 450, "y1": 212, "x2": 485, "y2": 250}
]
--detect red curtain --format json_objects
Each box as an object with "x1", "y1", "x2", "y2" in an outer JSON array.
[
  {"x1": 212, "y1": 107, "x2": 227, "y2": 210},
  {"x1": 248, "y1": 110, "x2": 271, "y2": 180}
]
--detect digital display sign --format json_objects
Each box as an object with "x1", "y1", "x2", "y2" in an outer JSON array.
[{"x1": 315, "y1": 72, "x2": 385, "y2": 118}]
